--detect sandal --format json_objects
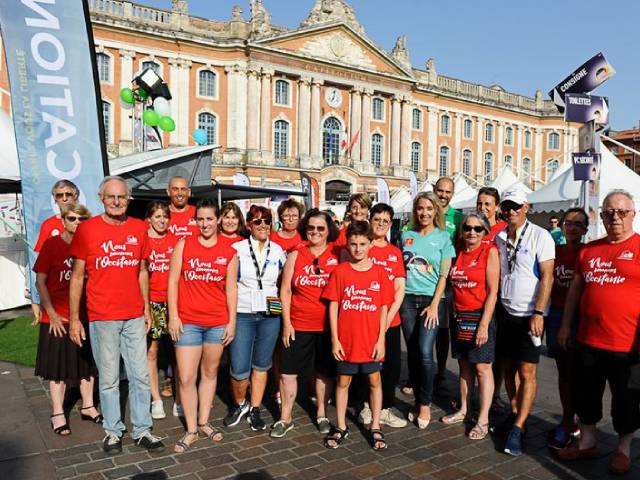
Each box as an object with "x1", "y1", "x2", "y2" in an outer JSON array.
[
  {"x1": 441, "y1": 410, "x2": 467, "y2": 425},
  {"x1": 370, "y1": 429, "x2": 387, "y2": 451},
  {"x1": 198, "y1": 422, "x2": 223, "y2": 442},
  {"x1": 174, "y1": 432, "x2": 198, "y2": 453},
  {"x1": 80, "y1": 405, "x2": 103, "y2": 424},
  {"x1": 50, "y1": 413, "x2": 71, "y2": 436},
  {"x1": 468, "y1": 422, "x2": 489, "y2": 441},
  {"x1": 324, "y1": 426, "x2": 349, "y2": 449}
]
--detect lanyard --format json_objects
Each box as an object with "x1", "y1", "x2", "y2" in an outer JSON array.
[
  {"x1": 506, "y1": 221, "x2": 529, "y2": 274},
  {"x1": 248, "y1": 240, "x2": 271, "y2": 290}
]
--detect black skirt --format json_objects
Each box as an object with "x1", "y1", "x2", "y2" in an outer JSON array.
[{"x1": 34, "y1": 323, "x2": 98, "y2": 383}]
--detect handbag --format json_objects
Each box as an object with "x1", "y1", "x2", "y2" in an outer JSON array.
[{"x1": 455, "y1": 310, "x2": 482, "y2": 342}]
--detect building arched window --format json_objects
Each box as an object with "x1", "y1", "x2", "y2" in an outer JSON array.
[
  {"x1": 483, "y1": 152, "x2": 494, "y2": 183},
  {"x1": 371, "y1": 133, "x2": 383, "y2": 168},
  {"x1": 322, "y1": 116, "x2": 341, "y2": 165},
  {"x1": 522, "y1": 157, "x2": 532, "y2": 181},
  {"x1": 463, "y1": 119, "x2": 473, "y2": 139},
  {"x1": 274, "y1": 120, "x2": 289, "y2": 160},
  {"x1": 524, "y1": 130, "x2": 532, "y2": 149},
  {"x1": 440, "y1": 114, "x2": 450, "y2": 135},
  {"x1": 504, "y1": 155, "x2": 513, "y2": 168},
  {"x1": 462, "y1": 149, "x2": 472, "y2": 177},
  {"x1": 102, "y1": 101, "x2": 111, "y2": 143},
  {"x1": 198, "y1": 70, "x2": 216, "y2": 97},
  {"x1": 96, "y1": 52, "x2": 110, "y2": 82},
  {"x1": 275, "y1": 79, "x2": 289, "y2": 105},
  {"x1": 142, "y1": 60, "x2": 160, "y2": 74},
  {"x1": 372, "y1": 97, "x2": 384, "y2": 121},
  {"x1": 411, "y1": 142, "x2": 421, "y2": 172},
  {"x1": 548, "y1": 132, "x2": 560, "y2": 150},
  {"x1": 484, "y1": 123, "x2": 494, "y2": 142},
  {"x1": 505, "y1": 126, "x2": 514, "y2": 145},
  {"x1": 439, "y1": 146, "x2": 450, "y2": 177},
  {"x1": 546, "y1": 158, "x2": 559, "y2": 180},
  {"x1": 197, "y1": 112, "x2": 216, "y2": 145},
  {"x1": 412, "y1": 108, "x2": 422, "y2": 130}
]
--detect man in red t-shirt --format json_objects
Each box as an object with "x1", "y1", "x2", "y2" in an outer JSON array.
[
  {"x1": 68, "y1": 176, "x2": 164, "y2": 455},
  {"x1": 557, "y1": 190, "x2": 640, "y2": 475},
  {"x1": 166, "y1": 176, "x2": 197, "y2": 239}
]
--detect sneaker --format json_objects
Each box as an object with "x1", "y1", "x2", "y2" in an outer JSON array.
[
  {"x1": 358, "y1": 402, "x2": 372, "y2": 425},
  {"x1": 224, "y1": 401, "x2": 250, "y2": 427},
  {"x1": 134, "y1": 431, "x2": 165, "y2": 452},
  {"x1": 172, "y1": 403, "x2": 183, "y2": 417},
  {"x1": 102, "y1": 433, "x2": 123, "y2": 455},
  {"x1": 247, "y1": 407, "x2": 266, "y2": 431},
  {"x1": 151, "y1": 400, "x2": 166, "y2": 420},
  {"x1": 270, "y1": 420, "x2": 294, "y2": 438},
  {"x1": 504, "y1": 426, "x2": 524, "y2": 456},
  {"x1": 317, "y1": 416, "x2": 331, "y2": 434},
  {"x1": 548, "y1": 426, "x2": 571, "y2": 450},
  {"x1": 380, "y1": 408, "x2": 408, "y2": 428},
  {"x1": 490, "y1": 412, "x2": 516, "y2": 436}
]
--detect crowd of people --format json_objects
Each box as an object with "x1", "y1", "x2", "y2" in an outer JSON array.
[{"x1": 31, "y1": 175, "x2": 640, "y2": 475}]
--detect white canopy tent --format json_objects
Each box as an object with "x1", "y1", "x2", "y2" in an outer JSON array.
[
  {"x1": 450, "y1": 175, "x2": 478, "y2": 209},
  {"x1": 390, "y1": 187, "x2": 412, "y2": 216},
  {"x1": 453, "y1": 167, "x2": 530, "y2": 211}
]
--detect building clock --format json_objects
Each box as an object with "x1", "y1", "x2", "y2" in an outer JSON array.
[{"x1": 325, "y1": 87, "x2": 342, "y2": 108}]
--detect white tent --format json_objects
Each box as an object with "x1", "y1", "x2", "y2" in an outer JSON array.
[
  {"x1": 450, "y1": 175, "x2": 478, "y2": 209},
  {"x1": 453, "y1": 167, "x2": 530, "y2": 211},
  {"x1": 390, "y1": 187, "x2": 413, "y2": 215}
]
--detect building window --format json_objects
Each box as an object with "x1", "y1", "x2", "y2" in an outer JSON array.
[
  {"x1": 522, "y1": 157, "x2": 531, "y2": 180},
  {"x1": 483, "y1": 152, "x2": 494, "y2": 183},
  {"x1": 275, "y1": 79, "x2": 289, "y2": 105},
  {"x1": 439, "y1": 146, "x2": 450, "y2": 177},
  {"x1": 524, "y1": 130, "x2": 532, "y2": 149},
  {"x1": 96, "y1": 52, "x2": 110, "y2": 83},
  {"x1": 548, "y1": 132, "x2": 560, "y2": 150},
  {"x1": 411, "y1": 142, "x2": 421, "y2": 172},
  {"x1": 142, "y1": 60, "x2": 160, "y2": 74},
  {"x1": 484, "y1": 123, "x2": 494, "y2": 143},
  {"x1": 197, "y1": 112, "x2": 216, "y2": 145},
  {"x1": 625, "y1": 159, "x2": 632, "y2": 168},
  {"x1": 546, "y1": 158, "x2": 559, "y2": 180},
  {"x1": 504, "y1": 155, "x2": 513, "y2": 168},
  {"x1": 371, "y1": 133, "x2": 383, "y2": 168},
  {"x1": 198, "y1": 70, "x2": 216, "y2": 97},
  {"x1": 463, "y1": 119, "x2": 473, "y2": 139},
  {"x1": 412, "y1": 108, "x2": 422, "y2": 130},
  {"x1": 323, "y1": 116, "x2": 341, "y2": 165},
  {"x1": 274, "y1": 120, "x2": 289, "y2": 160},
  {"x1": 505, "y1": 126, "x2": 514, "y2": 146},
  {"x1": 462, "y1": 149, "x2": 472, "y2": 177},
  {"x1": 102, "y1": 101, "x2": 111, "y2": 143},
  {"x1": 440, "y1": 114, "x2": 450, "y2": 135},
  {"x1": 372, "y1": 97, "x2": 384, "y2": 121}
]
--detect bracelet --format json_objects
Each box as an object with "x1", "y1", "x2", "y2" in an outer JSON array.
[{"x1": 533, "y1": 309, "x2": 544, "y2": 316}]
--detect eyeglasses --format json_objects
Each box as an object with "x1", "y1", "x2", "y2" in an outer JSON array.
[
  {"x1": 462, "y1": 224, "x2": 485, "y2": 233},
  {"x1": 251, "y1": 218, "x2": 272, "y2": 226},
  {"x1": 103, "y1": 194, "x2": 129, "y2": 203},
  {"x1": 54, "y1": 192, "x2": 75, "y2": 199},
  {"x1": 500, "y1": 202, "x2": 523, "y2": 214},
  {"x1": 371, "y1": 218, "x2": 390, "y2": 226},
  {"x1": 562, "y1": 220, "x2": 586, "y2": 228},
  {"x1": 312, "y1": 257, "x2": 321, "y2": 275},
  {"x1": 281, "y1": 215, "x2": 299, "y2": 221},
  {"x1": 306, "y1": 225, "x2": 327, "y2": 233},
  {"x1": 64, "y1": 215, "x2": 88, "y2": 223},
  {"x1": 602, "y1": 209, "x2": 635, "y2": 220}
]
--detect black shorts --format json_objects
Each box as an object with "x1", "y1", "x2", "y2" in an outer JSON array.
[
  {"x1": 336, "y1": 361, "x2": 383, "y2": 376},
  {"x1": 496, "y1": 304, "x2": 541, "y2": 364},
  {"x1": 280, "y1": 331, "x2": 335, "y2": 378}
]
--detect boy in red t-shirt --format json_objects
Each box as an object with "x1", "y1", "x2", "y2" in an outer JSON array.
[{"x1": 322, "y1": 221, "x2": 393, "y2": 450}]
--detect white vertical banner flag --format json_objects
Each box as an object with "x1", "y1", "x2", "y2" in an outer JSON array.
[
  {"x1": 409, "y1": 171, "x2": 418, "y2": 199},
  {"x1": 233, "y1": 173, "x2": 251, "y2": 216},
  {"x1": 376, "y1": 178, "x2": 390, "y2": 205}
]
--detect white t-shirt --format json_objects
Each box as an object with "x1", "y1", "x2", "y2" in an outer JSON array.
[
  {"x1": 233, "y1": 237, "x2": 286, "y2": 314},
  {"x1": 494, "y1": 220, "x2": 555, "y2": 316}
]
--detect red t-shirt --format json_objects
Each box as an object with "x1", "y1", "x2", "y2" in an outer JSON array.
[
  {"x1": 576, "y1": 233, "x2": 640, "y2": 352},
  {"x1": 322, "y1": 262, "x2": 394, "y2": 363},
  {"x1": 335, "y1": 227, "x2": 347, "y2": 248},
  {"x1": 450, "y1": 243, "x2": 495, "y2": 312},
  {"x1": 550, "y1": 245, "x2": 581, "y2": 310},
  {"x1": 218, "y1": 233, "x2": 245, "y2": 247},
  {"x1": 177, "y1": 235, "x2": 236, "y2": 327},
  {"x1": 167, "y1": 205, "x2": 198, "y2": 240},
  {"x1": 368, "y1": 242, "x2": 405, "y2": 327},
  {"x1": 70, "y1": 216, "x2": 148, "y2": 321},
  {"x1": 290, "y1": 244, "x2": 340, "y2": 331},
  {"x1": 484, "y1": 220, "x2": 507, "y2": 244},
  {"x1": 32, "y1": 235, "x2": 73, "y2": 323},
  {"x1": 270, "y1": 230, "x2": 303, "y2": 253},
  {"x1": 35, "y1": 215, "x2": 64, "y2": 252},
  {"x1": 144, "y1": 234, "x2": 178, "y2": 303}
]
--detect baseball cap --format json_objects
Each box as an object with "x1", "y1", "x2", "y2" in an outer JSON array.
[{"x1": 500, "y1": 189, "x2": 528, "y2": 206}]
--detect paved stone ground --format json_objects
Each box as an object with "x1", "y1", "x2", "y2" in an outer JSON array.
[{"x1": 0, "y1": 350, "x2": 638, "y2": 480}]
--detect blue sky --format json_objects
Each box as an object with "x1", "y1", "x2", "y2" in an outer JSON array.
[{"x1": 144, "y1": 0, "x2": 639, "y2": 130}]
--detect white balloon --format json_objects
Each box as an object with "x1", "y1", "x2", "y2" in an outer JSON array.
[
  {"x1": 120, "y1": 98, "x2": 133, "y2": 110},
  {"x1": 153, "y1": 97, "x2": 171, "y2": 117}
]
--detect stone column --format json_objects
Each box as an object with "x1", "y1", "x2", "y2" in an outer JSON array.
[
  {"x1": 259, "y1": 69, "x2": 273, "y2": 159},
  {"x1": 516, "y1": 125, "x2": 523, "y2": 172},
  {"x1": 297, "y1": 76, "x2": 311, "y2": 164},
  {"x1": 309, "y1": 78, "x2": 323, "y2": 168},
  {"x1": 454, "y1": 113, "x2": 462, "y2": 173},
  {"x1": 359, "y1": 88, "x2": 373, "y2": 168},
  {"x1": 390, "y1": 95, "x2": 401, "y2": 167},
  {"x1": 476, "y1": 117, "x2": 484, "y2": 179},
  {"x1": 395, "y1": 96, "x2": 412, "y2": 176},
  {"x1": 225, "y1": 63, "x2": 247, "y2": 163},
  {"x1": 119, "y1": 49, "x2": 135, "y2": 150},
  {"x1": 534, "y1": 128, "x2": 544, "y2": 185},
  {"x1": 427, "y1": 106, "x2": 438, "y2": 177},
  {"x1": 246, "y1": 66, "x2": 261, "y2": 161},
  {"x1": 496, "y1": 121, "x2": 504, "y2": 169},
  {"x1": 349, "y1": 87, "x2": 363, "y2": 163}
]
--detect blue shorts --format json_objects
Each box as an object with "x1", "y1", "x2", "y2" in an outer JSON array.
[
  {"x1": 229, "y1": 313, "x2": 280, "y2": 380},
  {"x1": 174, "y1": 323, "x2": 226, "y2": 347},
  {"x1": 336, "y1": 361, "x2": 383, "y2": 376}
]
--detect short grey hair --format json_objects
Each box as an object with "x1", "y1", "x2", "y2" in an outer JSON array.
[
  {"x1": 602, "y1": 189, "x2": 634, "y2": 208},
  {"x1": 461, "y1": 212, "x2": 491, "y2": 235},
  {"x1": 98, "y1": 176, "x2": 132, "y2": 198},
  {"x1": 51, "y1": 179, "x2": 79, "y2": 197}
]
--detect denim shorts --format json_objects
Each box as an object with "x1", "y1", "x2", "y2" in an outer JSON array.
[
  {"x1": 174, "y1": 323, "x2": 226, "y2": 347},
  {"x1": 229, "y1": 313, "x2": 280, "y2": 380}
]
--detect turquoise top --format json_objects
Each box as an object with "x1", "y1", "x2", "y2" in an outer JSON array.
[
  {"x1": 402, "y1": 228, "x2": 456, "y2": 296},
  {"x1": 549, "y1": 227, "x2": 566, "y2": 245}
]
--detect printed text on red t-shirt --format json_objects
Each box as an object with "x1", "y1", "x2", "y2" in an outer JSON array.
[
  {"x1": 97, "y1": 238, "x2": 141, "y2": 269},
  {"x1": 584, "y1": 257, "x2": 626, "y2": 285},
  {"x1": 450, "y1": 264, "x2": 478, "y2": 289},
  {"x1": 184, "y1": 257, "x2": 227, "y2": 282},
  {"x1": 342, "y1": 283, "x2": 380, "y2": 312}
]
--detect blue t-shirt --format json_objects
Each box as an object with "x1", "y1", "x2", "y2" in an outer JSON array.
[{"x1": 401, "y1": 228, "x2": 456, "y2": 296}]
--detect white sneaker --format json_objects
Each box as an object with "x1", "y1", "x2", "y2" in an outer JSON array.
[
  {"x1": 151, "y1": 400, "x2": 166, "y2": 419},
  {"x1": 380, "y1": 408, "x2": 408, "y2": 428},
  {"x1": 358, "y1": 402, "x2": 372, "y2": 424},
  {"x1": 172, "y1": 402, "x2": 184, "y2": 417}
]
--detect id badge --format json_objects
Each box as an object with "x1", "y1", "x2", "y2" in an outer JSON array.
[
  {"x1": 501, "y1": 274, "x2": 514, "y2": 300},
  {"x1": 251, "y1": 290, "x2": 267, "y2": 312}
]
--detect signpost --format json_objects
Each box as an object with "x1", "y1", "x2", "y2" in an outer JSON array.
[{"x1": 564, "y1": 94, "x2": 609, "y2": 125}]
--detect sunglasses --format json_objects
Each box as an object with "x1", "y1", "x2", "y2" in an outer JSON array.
[
  {"x1": 65, "y1": 215, "x2": 88, "y2": 223},
  {"x1": 312, "y1": 257, "x2": 321, "y2": 275},
  {"x1": 500, "y1": 202, "x2": 523, "y2": 213},
  {"x1": 251, "y1": 218, "x2": 272, "y2": 226},
  {"x1": 306, "y1": 225, "x2": 327, "y2": 233},
  {"x1": 602, "y1": 209, "x2": 634, "y2": 220},
  {"x1": 462, "y1": 224, "x2": 485, "y2": 233},
  {"x1": 562, "y1": 220, "x2": 586, "y2": 228},
  {"x1": 54, "y1": 192, "x2": 75, "y2": 199}
]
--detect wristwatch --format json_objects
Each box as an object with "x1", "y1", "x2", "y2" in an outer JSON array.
[{"x1": 533, "y1": 309, "x2": 544, "y2": 316}]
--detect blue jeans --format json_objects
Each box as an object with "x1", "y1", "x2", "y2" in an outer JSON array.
[
  {"x1": 174, "y1": 324, "x2": 226, "y2": 347},
  {"x1": 230, "y1": 313, "x2": 280, "y2": 380},
  {"x1": 89, "y1": 316, "x2": 152, "y2": 438},
  {"x1": 400, "y1": 294, "x2": 444, "y2": 406}
]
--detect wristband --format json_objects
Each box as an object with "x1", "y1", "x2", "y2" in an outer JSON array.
[{"x1": 533, "y1": 309, "x2": 544, "y2": 316}]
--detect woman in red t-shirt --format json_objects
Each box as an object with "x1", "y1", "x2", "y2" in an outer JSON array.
[
  {"x1": 143, "y1": 201, "x2": 179, "y2": 421},
  {"x1": 476, "y1": 187, "x2": 507, "y2": 244},
  {"x1": 270, "y1": 198, "x2": 304, "y2": 253},
  {"x1": 270, "y1": 209, "x2": 340, "y2": 439},
  {"x1": 167, "y1": 199, "x2": 238, "y2": 453},
  {"x1": 33, "y1": 203, "x2": 101, "y2": 436},
  {"x1": 218, "y1": 202, "x2": 246, "y2": 246},
  {"x1": 444, "y1": 212, "x2": 499, "y2": 440}
]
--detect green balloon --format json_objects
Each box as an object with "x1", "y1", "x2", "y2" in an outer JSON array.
[
  {"x1": 120, "y1": 87, "x2": 135, "y2": 104},
  {"x1": 158, "y1": 116, "x2": 176, "y2": 132},
  {"x1": 143, "y1": 109, "x2": 159, "y2": 126},
  {"x1": 136, "y1": 88, "x2": 149, "y2": 100}
]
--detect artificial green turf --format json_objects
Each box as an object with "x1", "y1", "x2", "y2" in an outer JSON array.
[{"x1": 0, "y1": 316, "x2": 38, "y2": 367}]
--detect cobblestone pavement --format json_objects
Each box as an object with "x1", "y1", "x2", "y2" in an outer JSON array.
[{"x1": 0, "y1": 356, "x2": 637, "y2": 480}]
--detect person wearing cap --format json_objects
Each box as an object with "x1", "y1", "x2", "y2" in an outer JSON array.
[{"x1": 493, "y1": 189, "x2": 555, "y2": 456}]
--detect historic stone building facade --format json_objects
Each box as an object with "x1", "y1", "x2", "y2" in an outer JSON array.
[{"x1": 0, "y1": 0, "x2": 579, "y2": 205}]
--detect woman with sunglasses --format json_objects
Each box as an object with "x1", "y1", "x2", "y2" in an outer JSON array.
[
  {"x1": 443, "y1": 213, "x2": 499, "y2": 440},
  {"x1": 271, "y1": 199, "x2": 304, "y2": 253},
  {"x1": 218, "y1": 202, "x2": 246, "y2": 246},
  {"x1": 475, "y1": 187, "x2": 506, "y2": 243},
  {"x1": 224, "y1": 206, "x2": 287, "y2": 432},
  {"x1": 270, "y1": 209, "x2": 340, "y2": 438},
  {"x1": 33, "y1": 203, "x2": 101, "y2": 436}
]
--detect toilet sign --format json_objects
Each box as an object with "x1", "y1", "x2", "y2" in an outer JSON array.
[{"x1": 564, "y1": 94, "x2": 609, "y2": 125}]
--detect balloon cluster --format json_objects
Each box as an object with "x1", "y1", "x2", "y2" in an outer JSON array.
[{"x1": 119, "y1": 87, "x2": 176, "y2": 132}]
